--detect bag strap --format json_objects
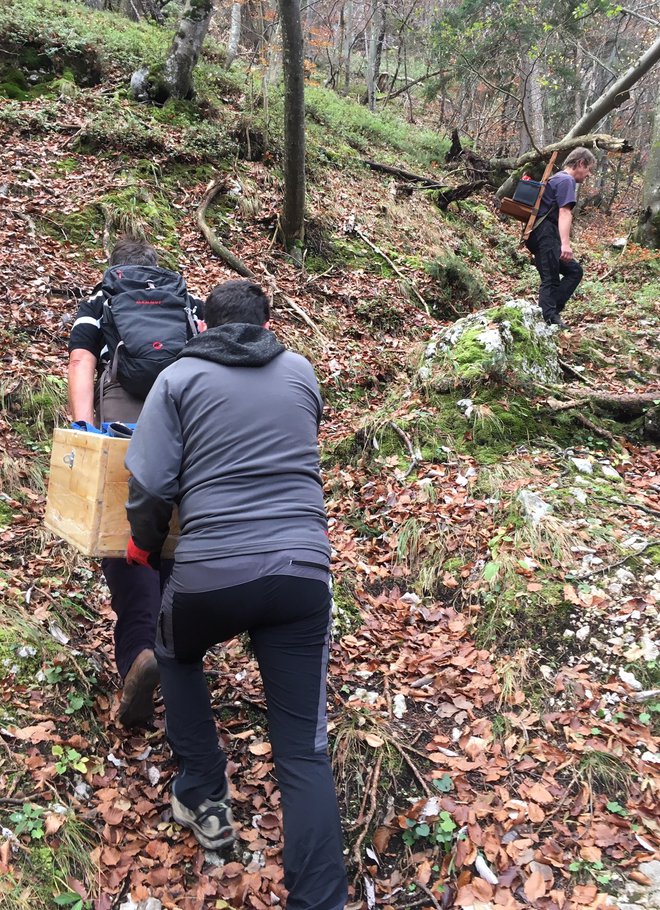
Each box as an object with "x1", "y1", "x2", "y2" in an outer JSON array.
[{"x1": 521, "y1": 151, "x2": 558, "y2": 243}]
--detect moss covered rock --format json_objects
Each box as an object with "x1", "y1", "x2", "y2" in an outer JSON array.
[{"x1": 420, "y1": 298, "x2": 560, "y2": 386}]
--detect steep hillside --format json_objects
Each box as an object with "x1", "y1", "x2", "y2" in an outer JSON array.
[{"x1": 1, "y1": 3, "x2": 659, "y2": 910}]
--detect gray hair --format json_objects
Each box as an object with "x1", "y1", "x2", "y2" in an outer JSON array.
[{"x1": 564, "y1": 147, "x2": 596, "y2": 169}]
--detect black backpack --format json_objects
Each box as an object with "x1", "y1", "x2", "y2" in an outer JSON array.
[{"x1": 99, "y1": 265, "x2": 199, "y2": 400}]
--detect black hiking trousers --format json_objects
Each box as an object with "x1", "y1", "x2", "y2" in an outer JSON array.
[
  {"x1": 526, "y1": 218, "x2": 583, "y2": 321},
  {"x1": 156, "y1": 562, "x2": 348, "y2": 910}
]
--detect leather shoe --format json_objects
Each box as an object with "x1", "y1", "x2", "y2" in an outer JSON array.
[{"x1": 118, "y1": 649, "x2": 159, "y2": 727}]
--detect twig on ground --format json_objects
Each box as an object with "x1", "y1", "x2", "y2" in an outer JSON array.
[
  {"x1": 387, "y1": 420, "x2": 421, "y2": 477},
  {"x1": 592, "y1": 496, "x2": 660, "y2": 518},
  {"x1": 389, "y1": 741, "x2": 432, "y2": 796},
  {"x1": 558, "y1": 358, "x2": 597, "y2": 387},
  {"x1": 346, "y1": 218, "x2": 431, "y2": 316},
  {"x1": 352, "y1": 751, "x2": 383, "y2": 866},
  {"x1": 413, "y1": 882, "x2": 442, "y2": 910},
  {"x1": 260, "y1": 266, "x2": 329, "y2": 341},
  {"x1": 571, "y1": 540, "x2": 659, "y2": 581}
]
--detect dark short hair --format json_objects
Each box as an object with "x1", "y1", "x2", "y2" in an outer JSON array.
[
  {"x1": 109, "y1": 236, "x2": 159, "y2": 267},
  {"x1": 205, "y1": 281, "x2": 270, "y2": 328}
]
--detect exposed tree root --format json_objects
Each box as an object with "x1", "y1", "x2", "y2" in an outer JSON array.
[
  {"x1": 196, "y1": 181, "x2": 256, "y2": 278},
  {"x1": 573, "y1": 412, "x2": 619, "y2": 444}
]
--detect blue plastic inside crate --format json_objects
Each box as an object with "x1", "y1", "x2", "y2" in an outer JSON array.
[{"x1": 512, "y1": 179, "x2": 543, "y2": 207}]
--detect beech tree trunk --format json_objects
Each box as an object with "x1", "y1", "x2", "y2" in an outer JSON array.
[
  {"x1": 365, "y1": 0, "x2": 378, "y2": 112},
  {"x1": 279, "y1": 0, "x2": 306, "y2": 260},
  {"x1": 343, "y1": 0, "x2": 353, "y2": 94},
  {"x1": 635, "y1": 92, "x2": 660, "y2": 248},
  {"x1": 225, "y1": 0, "x2": 242, "y2": 67},
  {"x1": 519, "y1": 52, "x2": 545, "y2": 154},
  {"x1": 162, "y1": 0, "x2": 214, "y2": 99}
]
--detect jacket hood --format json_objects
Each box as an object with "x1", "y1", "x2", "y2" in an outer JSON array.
[{"x1": 178, "y1": 323, "x2": 285, "y2": 367}]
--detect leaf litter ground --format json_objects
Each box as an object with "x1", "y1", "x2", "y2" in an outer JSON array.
[{"x1": 0, "y1": 116, "x2": 659, "y2": 910}]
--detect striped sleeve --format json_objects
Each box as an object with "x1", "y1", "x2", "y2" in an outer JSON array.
[{"x1": 68, "y1": 289, "x2": 106, "y2": 358}]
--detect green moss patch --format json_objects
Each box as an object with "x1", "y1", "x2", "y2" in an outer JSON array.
[{"x1": 421, "y1": 299, "x2": 561, "y2": 387}]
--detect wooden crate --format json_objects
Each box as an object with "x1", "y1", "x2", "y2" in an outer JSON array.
[
  {"x1": 45, "y1": 428, "x2": 177, "y2": 558},
  {"x1": 500, "y1": 197, "x2": 533, "y2": 222}
]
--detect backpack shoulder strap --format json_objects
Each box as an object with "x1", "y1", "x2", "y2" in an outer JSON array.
[{"x1": 521, "y1": 151, "x2": 559, "y2": 243}]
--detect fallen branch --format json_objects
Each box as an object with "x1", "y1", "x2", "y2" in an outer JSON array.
[
  {"x1": 345, "y1": 216, "x2": 430, "y2": 316},
  {"x1": 592, "y1": 496, "x2": 660, "y2": 518},
  {"x1": 433, "y1": 180, "x2": 487, "y2": 210},
  {"x1": 197, "y1": 181, "x2": 256, "y2": 279},
  {"x1": 362, "y1": 159, "x2": 446, "y2": 188},
  {"x1": 558, "y1": 358, "x2": 597, "y2": 387},
  {"x1": 546, "y1": 396, "x2": 591, "y2": 412},
  {"x1": 571, "y1": 540, "x2": 659, "y2": 581},
  {"x1": 495, "y1": 134, "x2": 634, "y2": 199}
]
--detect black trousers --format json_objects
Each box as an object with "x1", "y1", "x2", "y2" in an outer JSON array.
[
  {"x1": 156, "y1": 569, "x2": 348, "y2": 910},
  {"x1": 526, "y1": 218, "x2": 583, "y2": 320},
  {"x1": 101, "y1": 558, "x2": 172, "y2": 679},
  {"x1": 95, "y1": 380, "x2": 172, "y2": 679}
]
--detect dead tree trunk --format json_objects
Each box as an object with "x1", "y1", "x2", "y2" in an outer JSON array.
[{"x1": 279, "y1": 0, "x2": 306, "y2": 261}]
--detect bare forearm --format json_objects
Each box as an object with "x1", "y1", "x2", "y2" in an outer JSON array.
[
  {"x1": 68, "y1": 352, "x2": 98, "y2": 423},
  {"x1": 558, "y1": 208, "x2": 573, "y2": 247}
]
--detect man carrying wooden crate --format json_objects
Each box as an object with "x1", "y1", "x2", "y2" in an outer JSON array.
[
  {"x1": 67, "y1": 236, "x2": 203, "y2": 727},
  {"x1": 524, "y1": 147, "x2": 596, "y2": 328},
  {"x1": 122, "y1": 280, "x2": 348, "y2": 909}
]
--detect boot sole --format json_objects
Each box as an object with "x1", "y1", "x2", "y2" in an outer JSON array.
[{"x1": 118, "y1": 660, "x2": 159, "y2": 727}]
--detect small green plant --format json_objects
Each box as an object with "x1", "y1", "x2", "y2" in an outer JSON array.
[
  {"x1": 52, "y1": 746, "x2": 89, "y2": 775},
  {"x1": 54, "y1": 892, "x2": 92, "y2": 910},
  {"x1": 568, "y1": 858, "x2": 613, "y2": 885},
  {"x1": 606, "y1": 800, "x2": 628, "y2": 817},
  {"x1": 10, "y1": 803, "x2": 45, "y2": 839},
  {"x1": 65, "y1": 690, "x2": 94, "y2": 715},
  {"x1": 402, "y1": 810, "x2": 457, "y2": 850}
]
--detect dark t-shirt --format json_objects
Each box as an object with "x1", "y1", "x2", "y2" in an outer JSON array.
[{"x1": 538, "y1": 171, "x2": 577, "y2": 224}]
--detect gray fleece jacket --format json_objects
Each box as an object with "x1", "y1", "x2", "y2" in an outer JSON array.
[{"x1": 125, "y1": 324, "x2": 330, "y2": 562}]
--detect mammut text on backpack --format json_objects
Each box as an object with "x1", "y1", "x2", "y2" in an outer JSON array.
[{"x1": 100, "y1": 265, "x2": 198, "y2": 400}]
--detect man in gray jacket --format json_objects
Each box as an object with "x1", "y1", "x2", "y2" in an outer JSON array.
[{"x1": 124, "y1": 280, "x2": 347, "y2": 910}]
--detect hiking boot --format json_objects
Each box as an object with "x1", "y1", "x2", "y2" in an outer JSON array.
[
  {"x1": 118, "y1": 649, "x2": 159, "y2": 728},
  {"x1": 546, "y1": 314, "x2": 568, "y2": 329},
  {"x1": 171, "y1": 782, "x2": 235, "y2": 851}
]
